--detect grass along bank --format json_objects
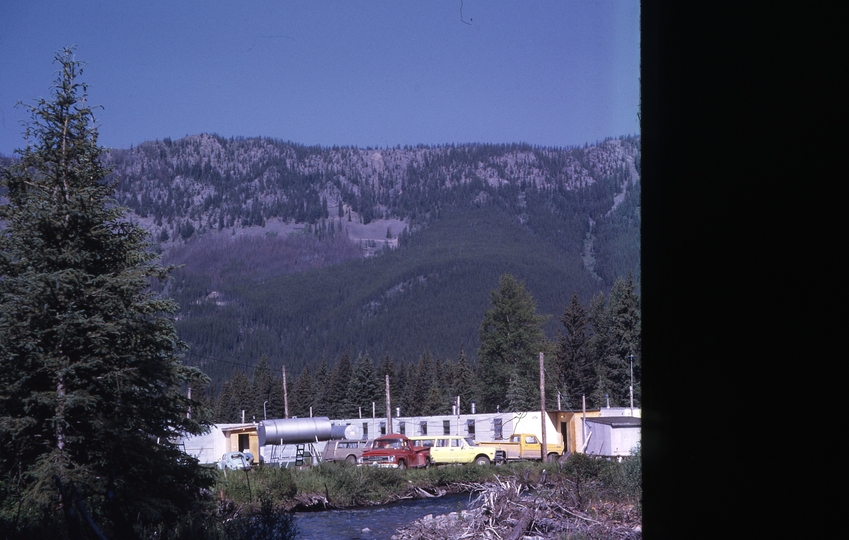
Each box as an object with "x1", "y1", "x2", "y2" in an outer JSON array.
[{"x1": 136, "y1": 451, "x2": 641, "y2": 539}]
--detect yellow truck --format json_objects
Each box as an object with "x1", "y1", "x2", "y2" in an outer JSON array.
[
  {"x1": 409, "y1": 435, "x2": 506, "y2": 466},
  {"x1": 479, "y1": 433, "x2": 565, "y2": 462}
]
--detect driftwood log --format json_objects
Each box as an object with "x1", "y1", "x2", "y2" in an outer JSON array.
[
  {"x1": 392, "y1": 474, "x2": 642, "y2": 540},
  {"x1": 505, "y1": 505, "x2": 534, "y2": 540}
]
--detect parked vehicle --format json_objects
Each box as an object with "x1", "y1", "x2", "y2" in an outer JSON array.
[
  {"x1": 321, "y1": 439, "x2": 369, "y2": 464},
  {"x1": 408, "y1": 435, "x2": 505, "y2": 466},
  {"x1": 358, "y1": 434, "x2": 430, "y2": 469},
  {"x1": 218, "y1": 451, "x2": 253, "y2": 470},
  {"x1": 478, "y1": 434, "x2": 564, "y2": 462}
]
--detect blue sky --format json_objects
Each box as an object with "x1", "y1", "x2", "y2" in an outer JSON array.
[{"x1": 0, "y1": 1, "x2": 640, "y2": 155}]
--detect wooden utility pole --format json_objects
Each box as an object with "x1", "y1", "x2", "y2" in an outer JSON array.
[
  {"x1": 385, "y1": 375, "x2": 392, "y2": 434},
  {"x1": 456, "y1": 395, "x2": 461, "y2": 436},
  {"x1": 581, "y1": 395, "x2": 587, "y2": 451},
  {"x1": 540, "y1": 352, "x2": 548, "y2": 461},
  {"x1": 282, "y1": 365, "x2": 289, "y2": 419}
]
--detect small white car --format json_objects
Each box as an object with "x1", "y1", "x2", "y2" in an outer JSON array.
[{"x1": 218, "y1": 451, "x2": 253, "y2": 470}]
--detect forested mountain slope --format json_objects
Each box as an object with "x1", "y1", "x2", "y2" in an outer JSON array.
[{"x1": 96, "y1": 135, "x2": 639, "y2": 383}]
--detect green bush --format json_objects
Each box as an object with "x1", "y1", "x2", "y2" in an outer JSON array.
[
  {"x1": 223, "y1": 496, "x2": 298, "y2": 540},
  {"x1": 557, "y1": 448, "x2": 641, "y2": 513},
  {"x1": 137, "y1": 496, "x2": 298, "y2": 540}
]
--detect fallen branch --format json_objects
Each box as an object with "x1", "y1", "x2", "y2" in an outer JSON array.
[{"x1": 505, "y1": 506, "x2": 534, "y2": 540}]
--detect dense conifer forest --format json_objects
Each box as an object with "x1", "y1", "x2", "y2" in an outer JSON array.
[{"x1": 4, "y1": 132, "x2": 641, "y2": 418}]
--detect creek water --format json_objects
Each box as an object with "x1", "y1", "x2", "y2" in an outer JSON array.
[{"x1": 292, "y1": 492, "x2": 474, "y2": 539}]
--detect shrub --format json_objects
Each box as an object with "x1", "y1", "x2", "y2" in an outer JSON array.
[
  {"x1": 223, "y1": 496, "x2": 298, "y2": 540},
  {"x1": 256, "y1": 467, "x2": 298, "y2": 500}
]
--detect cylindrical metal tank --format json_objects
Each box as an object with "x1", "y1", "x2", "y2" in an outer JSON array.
[
  {"x1": 258, "y1": 417, "x2": 364, "y2": 446},
  {"x1": 258, "y1": 417, "x2": 332, "y2": 446},
  {"x1": 331, "y1": 423, "x2": 363, "y2": 441}
]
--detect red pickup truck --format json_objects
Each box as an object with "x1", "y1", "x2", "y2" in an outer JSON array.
[{"x1": 358, "y1": 433, "x2": 431, "y2": 469}]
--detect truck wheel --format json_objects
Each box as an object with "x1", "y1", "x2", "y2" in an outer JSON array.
[
  {"x1": 546, "y1": 452, "x2": 559, "y2": 463},
  {"x1": 397, "y1": 460, "x2": 407, "y2": 470},
  {"x1": 474, "y1": 455, "x2": 491, "y2": 466},
  {"x1": 346, "y1": 455, "x2": 357, "y2": 465}
]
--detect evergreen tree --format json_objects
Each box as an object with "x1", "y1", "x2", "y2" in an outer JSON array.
[
  {"x1": 269, "y1": 362, "x2": 288, "y2": 420},
  {"x1": 601, "y1": 275, "x2": 641, "y2": 407},
  {"x1": 344, "y1": 354, "x2": 379, "y2": 418},
  {"x1": 422, "y1": 379, "x2": 448, "y2": 415},
  {"x1": 452, "y1": 347, "x2": 479, "y2": 414},
  {"x1": 291, "y1": 366, "x2": 314, "y2": 418},
  {"x1": 587, "y1": 291, "x2": 613, "y2": 408},
  {"x1": 377, "y1": 354, "x2": 396, "y2": 412},
  {"x1": 213, "y1": 379, "x2": 234, "y2": 423},
  {"x1": 405, "y1": 351, "x2": 435, "y2": 416},
  {"x1": 555, "y1": 292, "x2": 593, "y2": 410},
  {"x1": 398, "y1": 362, "x2": 418, "y2": 416},
  {"x1": 251, "y1": 354, "x2": 276, "y2": 421},
  {"x1": 477, "y1": 274, "x2": 550, "y2": 413},
  {"x1": 222, "y1": 370, "x2": 252, "y2": 422},
  {"x1": 0, "y1": 50, "x2": 213, "y2": 537},
  {"x1": 505, "y1": 367, "x2": 536, "y2": 412},
  {"x1": 327, "y1": 352, "x2": 352, "y2": 418},
  {"x1": 312, "y1": 359, "x2": 331, "y2": 417}
]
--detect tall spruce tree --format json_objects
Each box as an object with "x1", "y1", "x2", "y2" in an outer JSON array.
[
  {"x1": 312, "y1": 359, "x2": 331, "y2": 417},
  {"x1": 601, "y1": 275, "x2": 641, "y2": 407},
  {"x1": 555, "y1": 292, "x2": 593, "y2": 410},
  {"x1": 0, "y1": 50, "x2": 213, "y2": 536},
  {"x1": 422, "y1": 379, "x2": 448, "y2": 415},
  {"x1": 452, "y1": 347, "x2": 479, "y2": 414},
  {"x1": 219, "y1": 369, "x2": 252, "y2": 422},
  {"x1": 251, "y1": 354, "x2": 276, "y2": 421},
  {"x1": 477, "y1": 274, "x2": 549, "y2": 412},
  {"x1": 344, "y1": 354, "x2": 379, "y2": 418},
  {"x1": 587, "y1": 291, "x2": 614, "y2": 408},
  {"x1": 405, "y1": 351, "x2": 436, "y2": 416},
  {"x1": 291, "y1": 366, "x2": 314, "y2": 418},
  {"x1": 327, "y1": 352, "x2": 352, "y2": 418}
]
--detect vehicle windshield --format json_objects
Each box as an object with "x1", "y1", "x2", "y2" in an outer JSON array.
[
  {"x1": 464, "y1": 437, "x2": 476, "y2": 446},
  {"x1": 374, "y1": 438, "x2": 404, "y2": 449}
]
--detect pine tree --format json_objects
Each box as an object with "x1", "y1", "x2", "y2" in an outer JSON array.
[
  {"x1": 422, "y1": 379, "x2": 448, "y2": 415},
  {"x1": 291, "y1": 366, "x2": 314, "y2": 418},
  {"x1": 251, "y1": 354, "x2": 277, "y2": 421},
  {"x1": 602, "y1": 275, "x2": 641, "y2": 407},
  {"x1": 452, "y1": 347, "x2": 479, "y2": 413},
  {"x1": 312, "y1": 359, "x2": 331, "y2": 417},
  {"x1": 555, "y1": 292, "x2": 593, "y2": 410},
  {"x1": 477, "y1": 274, "x2": 550, "y2": 412},
  {"x1": 327, "y1": 352, "x2": 352, "y2": 418},
  {"x1": 399, "y1": 362, "x2": 419, "y2": 416},
  {"x1": 268, "y1": 372, "x2": 287, "y2": 420},
  {"x1": 405, "y1": 351, "x2": 435, "y2": 416},
  {"x1": 505, "y1": 367, "x2": 535, "y2": 412},
  {"x1": 344, "y1": 354, "x2": 379, "y2": 418},
  {"x1": 213, "y1": 380, "x2": 234, "y2": 423},
  {"x1": 377, "y1": 354, "x2": 396, "y2": 412},
  {"x1": 587, "y1": 290, "x2": 612, "y2": 408},
  {"x1": 0, "y1": 49, "x2": 213, "y2": 536},
  {"x1": 223, "y1": 370, "x2": 252, "y2": 422}
]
